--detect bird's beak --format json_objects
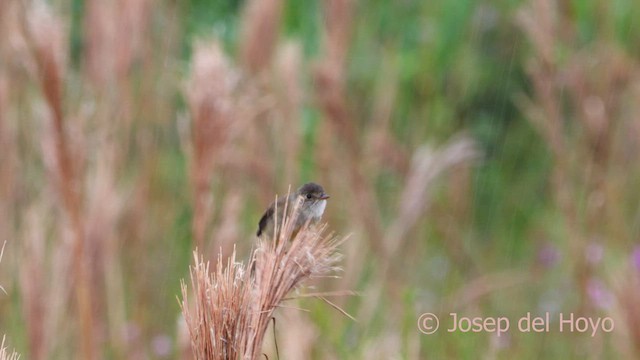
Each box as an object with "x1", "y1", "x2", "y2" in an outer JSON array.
[{"x1": 320, "y1": 193, "x2": 330, "y2": 200}]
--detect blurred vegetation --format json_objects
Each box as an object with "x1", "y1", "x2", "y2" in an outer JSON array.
[
  {"x1": 182, "y1": 0, "x2": 550, "y2": 244},
  {"x1": 1, "y1": 0, "x2": 640, "y2": 358}
]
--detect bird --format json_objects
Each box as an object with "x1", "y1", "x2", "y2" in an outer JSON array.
[{"x1": 256, "y1": 182, "x2": 329, "y2": 240}]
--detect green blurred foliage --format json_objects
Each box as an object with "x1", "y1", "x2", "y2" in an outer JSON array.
[
  {"x1": 169, "y1": 0, "x2": 627, "y2": 357},
  {"x1": 4, "y1": 0, "x2": 636, "y2": 357}
]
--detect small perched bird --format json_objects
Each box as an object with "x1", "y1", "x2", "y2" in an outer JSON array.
[{"x1": 257, "y1": 182, "x2": 329, "y2": 239}]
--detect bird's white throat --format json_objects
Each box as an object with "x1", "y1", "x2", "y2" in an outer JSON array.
[{"x1": 310, "y1": 199, "x2": 327, "y2": 219}]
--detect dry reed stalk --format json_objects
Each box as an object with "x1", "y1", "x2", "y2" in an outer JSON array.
[
  {"x1": 517, "y1": 0, "x2": 640, "y2": 317},
  {"x1": 84, "y1": 0, "x2": 151, "y2": 86},
  {"x1": 516, "y1": 0, "x2": 568, "y2": 175},
  {"x1": 562, "y1": 48, "x2": 634, "y2": 237},
  {"x1": 0, "y1": 336, "x2": 20, "y2": 360},
  {"x1": 0, "y1": 73, "x2": 17, "y2": 249},
  {"x1": 613, "y1": 266, "x2": 640, "y2": 358},
  {"x1": 181, "y1": 199, "x2": 344, "y2": 360},
  {"x1": 315, "y1": 0, "x2": 386, "y2": 259},
  {"x1": 384, "y1": 136, "x2": 479, "y2": 257},
  {"x1": 83, "y1": 0, "x2": 117, "y2": 86},
  {"x1": 19, "y1": 209, "x2": 47, "y2": 360},
  {"x1": 0, "y1": 241, "x2": 19, "y2": 360},
  {"x1": 186, "y1": 40, "x2": 236, "y2": 250},
  {"x1": 21, "y1": 3, "x2": 96, "y2": 357},
  {"x1": 83, "y1": 0, "x2": 153, "y2": 159},
  {"x1": 239, "y1": 0, "x2": 283, "y2": 74},
  {"x1": 359, "y1": 136, "x2": 479, "y2": 326},
  {"x1": 274, "y1": 42, "x2": 303, "y2": 185},
  {"x1": 516, "y1": 0, "x2": 590, "y2": 315},
  {"x1": 85, "y1": 148, "x2": 126, "y2": 356},
  {"x1": 437, "y1": 161, "x2": 476, "y2": 273},
  {"x1": 18, "y1": 202, "x2": 78, "y2": 359}
]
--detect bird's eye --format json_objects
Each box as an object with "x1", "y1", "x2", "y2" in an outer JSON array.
[{"x1": 306, "y1": 194, "x2": 313, "y2": 199}]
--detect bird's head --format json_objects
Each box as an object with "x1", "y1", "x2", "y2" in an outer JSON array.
[
  {"x1": 297, "y1": 182, "x2": 330, "y2": 202},
  {"x1": 297, "y1": 182, "x2": 329, "y2": 219}
]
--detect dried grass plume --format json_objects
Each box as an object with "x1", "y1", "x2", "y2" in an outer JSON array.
[
  {"x1": 0, "y1": 336, "x2": 20, "y2": 360},
  {"x1": 181, "y1": 198, "x2": 345, "y2": 359}
]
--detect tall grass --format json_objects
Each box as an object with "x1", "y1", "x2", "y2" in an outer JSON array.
[
  {"x1": 0, "y1": 243, "x2": 19, "y2": 360},
  {"x1": 0, "y1": 0, "x2": 639, "y2": 358},
  {"x1": 181, "y1": 199, "x2": 344, "y2": 359},
  {"x1": 517, "y1": 0, "x2": 640, "y2": 356},
  {"x1": 0, "y1": 336, "x2": 19, "y2": 360}
]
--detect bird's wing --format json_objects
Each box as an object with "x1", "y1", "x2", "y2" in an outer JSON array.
[{"x1": 256, "y1": 205, "x2": 273, "y2": 237}]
